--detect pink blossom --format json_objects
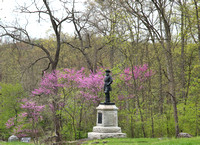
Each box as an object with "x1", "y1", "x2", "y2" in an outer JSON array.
[
  {"x1": 20, "y1": 100, "x2": 45, "y2": 122},
  {"x1": 5, "y1": 117, "x2": 15, "y2": 128},
  {"x1": 32, "y1": 67, "x2": 104, "y2": 102},
  {"x1": 121, "y1": 64, "x2": 153, "y2": 86}
]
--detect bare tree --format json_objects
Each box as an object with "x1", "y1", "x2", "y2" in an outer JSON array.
[
  {"x1": 120, "y1": 0, "x2": 180, "y2": 137},
  {"x1": 60, "y1": 0, "x2": 114, "y2": 72},
  {"x1": 0, "y1": 0, "x2": 76, "y2": 143}
]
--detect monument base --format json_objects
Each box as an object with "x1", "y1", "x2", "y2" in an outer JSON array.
[
  {"x1": 88, "y1": 132, "x2": 126, "y2": 139},
  {"x1": 93, "y1": 126, "x2": 122, "y2": 133},
  {"x1": 88, "y1": 104, "x2": 126, "y2": 140}
]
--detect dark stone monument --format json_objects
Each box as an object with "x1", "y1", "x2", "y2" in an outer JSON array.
[{"x1": 103, "y1": 69, "x2": 113, "y2": 104}]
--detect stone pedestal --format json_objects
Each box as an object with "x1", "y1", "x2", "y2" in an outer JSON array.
[{"x1": 88, "y1": 103, "x2": 126, "y2": 139}]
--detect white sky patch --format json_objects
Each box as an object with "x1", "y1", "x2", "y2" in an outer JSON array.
[
  {"x1": 0, "y1": 0, "x2": 16, "y2": 22},
  {"x1": 0, "y1": 0, "x2": 86, "y2": 39}
]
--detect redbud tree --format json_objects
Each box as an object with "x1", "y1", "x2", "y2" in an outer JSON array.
[
  {"x1": 31, "y1": 67, "x2": 105, "y2": 140},
  {"x1": 112, "y1": 64, "x2": 154, "y2": 103},
  {"x1": 6, "y1": 99, "x2": 45, "y2": 144},
  {"x1": 6, "y1": 65, "x2": 154, "y2": 140}
]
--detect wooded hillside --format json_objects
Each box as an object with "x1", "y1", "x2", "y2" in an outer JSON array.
[{"x1": 0, "y1": 0, "x2": 199, "y2": 144}]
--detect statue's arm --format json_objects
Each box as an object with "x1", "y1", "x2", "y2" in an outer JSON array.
[{"x1": 107, "y1": 76, "x2": 113, "y2": 86}]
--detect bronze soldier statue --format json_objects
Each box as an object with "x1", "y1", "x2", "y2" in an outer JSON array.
[{"x1": 104, "y1": 69, "x2": 113, "y2": 103}]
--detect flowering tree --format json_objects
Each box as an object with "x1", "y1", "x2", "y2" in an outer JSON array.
[
  {"x1": 78, "y1": 71, "x2": 104, "y2": 103},
  {"x1": 31, "y1": 67, "x2": 104, "y2": 140},
  {"x1": 115, "y1": 64, "x2": 154, "y2": 101},
  {"x1": 6, "y1": 99, "x2": 45, "y2": 144},
  {"x1": 113, "y1": 64, "x2": 154, "y2": 137},
  {"x1": 32, "y1": 67, "x2": 104, "y2": 103}
]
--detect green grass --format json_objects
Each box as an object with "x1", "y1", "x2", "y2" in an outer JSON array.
[
  {"x1": 0, "y1": 141, "x2": 34, "y2": 145},
  {"x1": 83, "y1": 137, "x2": 200, "y2": 145},
  {"x1": 1, "y1": 137, "x2": 200, "y2": 145}
]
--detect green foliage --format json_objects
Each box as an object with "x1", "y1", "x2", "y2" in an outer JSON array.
[
  {"x1": 60, "y1": 95, "x2": 96, "y2": 141},
  {"x1": 0, "y1": 83, "x2": 25, "y2": 140}
]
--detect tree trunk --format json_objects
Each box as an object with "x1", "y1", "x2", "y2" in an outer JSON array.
[
  {"x1": 179, "y1": 0, "x2": 186, "y2": 102},
  {"x1": 52, "y1": 100, "x2": 62, "y2": 143},
  {"x1": 93, "y1": 49, "x2": 98, "y2": 73},
  {"x1": 130, "y1": 115, "x2": 135, "y2": 138},
  {"x1": 156, "y1": 0, "x2": 180, "y2": 137},
  {"x1": 166, "y1": 41, "x2": 179, "y2": 137},
  {"x1": 136, "y1": 95, "x2": 146, "y2": 137},
  {"x1": 151, "y1": 107, "x2": 154, "y2": 138},
  {"x1": 195, "y1": 99, "x2": 199, "y2": 136},
  {"x1": 149, "y1": 31, "x2": 163, "y2": 114},
  {"x1": 193, "y1": 0, "x2": 200, "y2": 62},
  {"x1": 110, "y1": 46, "x2": 114, "y2": 68}
]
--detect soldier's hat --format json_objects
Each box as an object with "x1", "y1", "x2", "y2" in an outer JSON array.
[{"x1": 105, "y1": 69, "x2": 111, "y2": 73}]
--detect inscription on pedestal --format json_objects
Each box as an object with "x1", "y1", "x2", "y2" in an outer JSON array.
[
  {"x1": 98, "y1": 113, "x2": 102, "y2": 124},
  {"x1": 104, "y1": 112, "x2": 115, "y2": 126}
]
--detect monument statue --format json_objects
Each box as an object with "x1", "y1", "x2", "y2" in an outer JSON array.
[
  {"x1": 88, "y1": 69, "x2": 126, "y2": 139},
  {"x1": 104, "y1": 69, "x2": 113, "y2": 103}
]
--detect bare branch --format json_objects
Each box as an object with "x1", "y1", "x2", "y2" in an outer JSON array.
[
  {"x1": 42, "y1": 62, "x2": 51, "y2": 76},
  {"x1": 0, "y1": 24, "x2": 53, "y2": 63},
  {"x1": 29, "y1": 56, "x2": 49, "y2": 69}
]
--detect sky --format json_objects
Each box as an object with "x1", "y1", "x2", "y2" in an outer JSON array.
[{"x1": 0, "y1": 0, "x2": 85, "y2": 39}]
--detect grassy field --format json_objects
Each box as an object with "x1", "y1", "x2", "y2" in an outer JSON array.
[
  {"x1": 0, "y1": 137, "x2": 200, "y2": 145},
  {"x1": 83, "y1": 137, "x2": 200, "y2": 145},
  {"x1": 0, "y1": 142, "x2": 33, "y2": 145}
]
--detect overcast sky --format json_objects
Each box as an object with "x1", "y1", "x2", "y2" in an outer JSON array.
[{"x1": 0, "y1": 0, "x2": 85, "y2": 38}]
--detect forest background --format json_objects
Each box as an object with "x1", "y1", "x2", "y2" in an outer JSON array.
[{"x1": 0, "y1": 0, "x2": 200, "y2": 144}]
